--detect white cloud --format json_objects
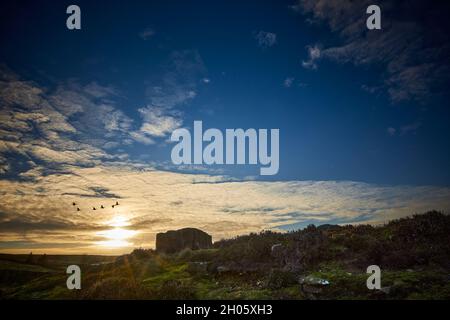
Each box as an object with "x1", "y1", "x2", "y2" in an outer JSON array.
[
  {"x1": 284, "y1": 77, "x2": 295, "y2": 87},
  {"x1": 29, "y1": 145, "x2": 105, "y2": 166},
  {"x1": 400, "y1": 122, "x2": 421, "y2": 136},
  {"x1": 83, "y1": 82, "x2": 120, "y2": 98},
  {"x1": 386, "y1": 122, "x2": 422, "y2": 137},
  {"x1": 146, "y1": 50, "x2": 206, "y2": 109},
  {"x1": 255, "y1": 31, "x2": 277, "y2": 48},
  {"x1": 139, "y1": 28, "x2": 155, "y2": 40},
  {"x1": 133, "y1": 106, "x2": 182, "y2": 139},
  {"x1": 302, "y1": 45, "x2": 321, "y2": 70},
  {"x1": 0, "y1": 69, "x2": 139, "y2": 173},
  {"x1": 0, "y1": 164, "x2": 449, "y2": 254},
  {"x1": 387, "y1": 127, "x2": 396, "y2": 136},
  {"x1": 128, "y1": 131, "x2": 155, "y2": 145},
  {"x1": 295, "y1": 0, "x2": 450, "y2": 103}
]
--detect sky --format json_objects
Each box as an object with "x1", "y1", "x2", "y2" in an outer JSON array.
[{"x1": 0, "y1": 0, "x2": 449, "y2": 254}]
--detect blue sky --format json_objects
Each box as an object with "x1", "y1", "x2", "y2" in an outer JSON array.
[
  {"x1": 1, "y1": 0, "x2": 449, "y2": 185},
  {"x1": 0, "y1": 0, "x2": 450, "y2": 253}
]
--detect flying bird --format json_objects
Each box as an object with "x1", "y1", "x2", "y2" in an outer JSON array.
[
  {"x1": 101, "y1": 205, "x2": 104, "y2": 209},
  {"x1": 77, "y1": 207, "x2": 80, "y2": 211},
  {"x1": 112, "y1": 205, "x2": 115, "y2": 208},
  {"x1": 93, "y1": 207, "x2": 96, "y2": 210},
  {"x1": 115, "y1": 201, "x2": 119, "y2": 206},
  {"x1": 72, "y1": 202, "x2": 76, "y2": 206}
]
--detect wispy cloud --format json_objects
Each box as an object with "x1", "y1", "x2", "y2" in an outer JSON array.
[
  {"x1": 295, "y1": 0, "x2": 450, "y2": 103},
  {"x1": 146, "y1": 50, "x2": 206, "y2": 109},
  {"x1": 1, "y1": 165, "x2": 449, "y2": 253},
  {"x1": 301, "y1": 44, "x2": 321, "y2": 70},
  {"x1": 284, "y1": 77, "x2": 295, "y2": 88},
  {"x1": 131, "y1": 107, "x2": 182, "y2": 142},
  {"x1": 0, "y1": 56, "x2": 208, "y2": 174},
  {"x1": 255, "y1": 31, "x2": 277, "y2": 48},
  {"x1": 128, "y1": 50, "x2": 207, "y2": 145},
  {"x1": 387, "y1": 127, "x2": 396, "y2": 136},
  {"x1": 400, "y1": 122, "x2": 422, "y2": 136},
  {"x1": 386, "y1": 122, "x2": 422, "y2": 137},
  {"x1": 139, "y1": 27, "x2": 155, "y2": 40}
]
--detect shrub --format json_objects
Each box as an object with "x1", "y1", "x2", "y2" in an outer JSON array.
[
  {"x1": 151, "y1": 280, "x2": 197, "y2": 299},
  {"x1": 83, "y1": 277, "x2": 149, "y2": 299},
  {"x1": 266, "y1": 269, "x2": 298, "y2": 289}
]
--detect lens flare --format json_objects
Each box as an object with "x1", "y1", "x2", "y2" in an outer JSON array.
[{"x1": 96, "y1": 217, "x2": 137, "y2": 248}]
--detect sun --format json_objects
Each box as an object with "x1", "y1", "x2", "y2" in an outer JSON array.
[
  {"x1": 96, "y1": 216, "x2": 137, "y2": 248},
  {"x1": 108, "y1": 215, "x2": 130, "y2": 227}
]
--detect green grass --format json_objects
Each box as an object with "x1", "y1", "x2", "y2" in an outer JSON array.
[
  {"x1": 142, "y1": 263, "x2": 190, "y2": 286},
  {"x1": 0, "y1": 260, "x2": 54, "y2": 273}
]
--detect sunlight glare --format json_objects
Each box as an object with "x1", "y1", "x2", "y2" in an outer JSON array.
[
  {"x1": 96, "y1": 221, "x2": 138, "y2": 248},
  {"x1": 108, "y1": 215, "x2": 130, "y2": 227}
]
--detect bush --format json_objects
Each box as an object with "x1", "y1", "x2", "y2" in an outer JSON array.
[
  {"x1": 266, "y1": 269, "x2": 298, "y2": 289},
  {"x1": 151, "y1": 280, "x2": 197, "y2": 299},
  {"x1": 83, "y1": 277, "x2": 149, "y2": 299},
  {"x1": 130, "y1": 248, "x2": 155, "y2": 259}
]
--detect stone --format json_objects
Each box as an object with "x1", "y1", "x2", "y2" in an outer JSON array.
[
  {"x1": 299, "y1": 275, "x2": 330, "y2": 298},
  {"x1": 299, "y1": 275, "x2": 330, "y2": 286},
  {"x1": 156, "y1": 227, "x2": 212, "y2": 253}
]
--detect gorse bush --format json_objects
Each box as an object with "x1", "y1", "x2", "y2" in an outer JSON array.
[
  {"x1": 150, "y1": 279, "x2": 197, "y2": 299},
  {"x1": 266, "y1": 269, "x2": 298, "y2": 289},
  {"x1": 83, "y1": 277, "x2": 149, "y2": 299},
  {"x1": 212, "y1": 211, "x2": 450, "y2": 271}
]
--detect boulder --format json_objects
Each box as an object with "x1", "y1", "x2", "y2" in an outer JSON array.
[
  {"x1": 156, "y1": 227, "x2": 212, "y2": 253},
  {"x1": 299, "y1": 275, "x2": 330, "y2": 286},
  {"x1": 299, "y1": 275, "x2": 330, "y2": 298}
]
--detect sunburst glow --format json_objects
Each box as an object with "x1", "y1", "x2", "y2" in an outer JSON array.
[
  {"x1": 97, "y1": 217, "x2": 138, "y2": 248},
  {"x1": 108, "y1": 216, "x2": 131, "y2": 228}
]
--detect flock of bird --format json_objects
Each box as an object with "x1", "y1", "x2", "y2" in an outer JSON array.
[{"x1": 72, "y1": 201, "x2": 120, "y2": 211}]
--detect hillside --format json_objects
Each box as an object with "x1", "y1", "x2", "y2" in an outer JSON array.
[{"x1": 1, "y1": 211, "x2": 449, "y2": 299}]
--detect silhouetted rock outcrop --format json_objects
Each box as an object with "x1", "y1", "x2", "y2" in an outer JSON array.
[{"x1": 156, "y1": 228, "x2": 212, "y2": 253}]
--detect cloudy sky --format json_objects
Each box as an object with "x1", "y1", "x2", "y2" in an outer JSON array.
[{"x1": 0, "y1": 0, "x2": 449, "y2": 254}]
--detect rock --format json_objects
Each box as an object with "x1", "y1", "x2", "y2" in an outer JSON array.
[
  {"x1": 156, "y1": 227, "x2": 212, "y2": 253},
  {"x1": 299, "y1": 275, "x2": 330, "y2": 298},
  {"x1": 299, "y1": 275, "x2": 330, "y2": 286}
]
